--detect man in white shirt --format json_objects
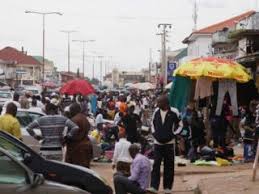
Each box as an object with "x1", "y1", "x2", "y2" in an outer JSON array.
[
  {"x1": 112, "y1": 124, "x2": 132, "y2": 175},
  {"x1": 95, "y1": 109, "x2": 104, "y2": 130}
]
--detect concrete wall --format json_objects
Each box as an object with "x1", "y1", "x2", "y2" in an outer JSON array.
[{"x1": 187, "y1": 35, "x2": 212, "y2": 58}]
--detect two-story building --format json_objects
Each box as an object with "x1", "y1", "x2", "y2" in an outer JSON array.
[
  {"x1": 183, "y1": 10, "x2": 256, "y2": 61},
  {"x1": 0, "y1": 47, "x2": 42, "y2": 86}
]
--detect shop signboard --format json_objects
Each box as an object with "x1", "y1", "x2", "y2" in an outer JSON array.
[{"x1": 167, "y1": 62, "x2": 177, "y2": 82}]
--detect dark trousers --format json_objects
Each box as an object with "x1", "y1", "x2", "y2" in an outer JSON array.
[
  {"x1": 113, "y1": 174, "x2": 146, "y2": 194},
  {"x1": 151, "y1": 144, "x2": 175, "y2": 190}
]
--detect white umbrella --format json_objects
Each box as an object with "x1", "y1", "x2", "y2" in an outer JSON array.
[
  {"x1": 130, "y1": 82, "x2": 155, "y2": 91},
  {"x1": 125, "y1": 83, "x2": 134, "y2": 88}
]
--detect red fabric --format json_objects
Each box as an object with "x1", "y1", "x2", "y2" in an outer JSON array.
[{"x1": 60, "y1": 79, "x2": 95, "y2": 96}]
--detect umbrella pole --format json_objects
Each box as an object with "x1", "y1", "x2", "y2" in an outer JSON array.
[{"x1": 252, "y1": 140, "x2": 259, "y2": 181}]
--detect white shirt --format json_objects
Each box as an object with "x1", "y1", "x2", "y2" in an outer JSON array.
[
  {"x1": 114, "y1": 112, "x2": 121, "y2": 125},
  {"x1": 134, "y1": 105, "x2": 141, "y2": 116},
  {"x1": 95, "y1": 113, "x2": 104, "y2": 125},
  {"x1": 160, "y1": 110, "x2": 168, "y2": 124},
  {"x1": 112, "y1": 138, "x2": 132, "y2": 164},
  {"x1": 3, "y1": 100, "x2": 21, "y2": 109},
  {"x1": 36, "y1": 100, "x2": 45, "y2": 109}
]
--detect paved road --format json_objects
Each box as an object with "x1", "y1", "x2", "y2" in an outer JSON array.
[{"x1": 91, "y1": 162, "x2": 252, "y2": 194}]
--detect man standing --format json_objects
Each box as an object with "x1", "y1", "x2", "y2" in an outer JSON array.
[
  {"x1": 26, "y1": 102, "x2": 79, "y2": 161},
  {"x1": 0, "y1": 103, "x2": 22, "y2": 140},
  {"x1": 122, "y1": 105, "x2": 141, "y2": 143},
  {"x1": 149, "y1": 95, "x2": 181, "y2": 194},
  {"x1": 113, "y1": 144, "x2": 153, "y2": 194}
]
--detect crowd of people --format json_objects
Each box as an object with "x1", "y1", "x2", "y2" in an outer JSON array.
[{"x1": 1, "y1": 87, "x2": 259, "y2": 194}]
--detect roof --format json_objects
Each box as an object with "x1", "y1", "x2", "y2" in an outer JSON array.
[
  {"x1": 0, "y1": 47, "x2": 42, "y2": 65},
  {"x1": 33, "y1": 56, "x2": 54, "y2": 65},
  {"x1": 174, "y1": 48, "x2": 187, "y2": 61},
  {"x1": 183, "y1": 10, "x2": 256, "y2": 43}
]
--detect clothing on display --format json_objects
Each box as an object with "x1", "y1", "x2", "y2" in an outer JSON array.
[
  {"x1": 194, "y1": 77, "x2": 213, "y2": 100},
  {"x1": 216, "y1": 80, "x2": 238, "y2": 116}
]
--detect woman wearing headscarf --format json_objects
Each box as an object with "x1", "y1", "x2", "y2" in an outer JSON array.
[{"x1": 65, "y1": 103, "x2": 93, "y2": 168}]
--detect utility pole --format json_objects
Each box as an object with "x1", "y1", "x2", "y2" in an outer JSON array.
[
  {"x1": 157, "y1": 23, "x2": 172, "y2": 87},
  {"x1": 98, "y1": 56, "x2": 104, "y2": 87},
  {"x1": 73, "y1": 39, "x2": 95, "y2": 77},
  {"x1": 61, "y1": 30, "x2": 77, "y2": 73},
  {"x1": 192, "y1": 0, "x2": 198, "y2": 32},
  {"x1": 149, "y1": 48, "x2": 152, "y2": 82},
  {"x1": 25, "y1": 10, "x2": 62, "y2": 82},
  {"x1": 92, "y1": 56, "x2": 95, "y2": 80}
]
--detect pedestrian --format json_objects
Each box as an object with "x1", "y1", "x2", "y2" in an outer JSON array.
[
  {"x1": 122, "y1": 104, "x2": 142, "y2": 143},
  {"x1": 62, "y1": 93, "x2": 72, "y2": 111},
  {"x1": 96, "y1": 109, "x2": 104, "y2": 131},
  {"x1": 112, "y1": 124, "x2": 132, "y2": 175},
  {"x1": 29, "y1": 98, "x2": 43, "y2": 112},
  {"x1": 113, "y1": 144, "x2": 153, "y2": 194},
  {"x1": 65, "y1": 103, "x2": 93, "y2": 168},
  {"x1": 0, "y1": 102, "x2": 22, "y2": 140},
  {"x1": 26, "y1": 102, "x2": 79, "y2": 161},
  {"x1": 149, "y1": 95, "x2": 181, "y2": 194},
  {"x1": 20, "y1": 91, "x2": 31, "y2": 109},
  {"x1": 190, "y1": 110, "x2": 206, "y2": 161}
]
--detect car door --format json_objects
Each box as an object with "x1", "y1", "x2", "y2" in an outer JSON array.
[{"x1": 0, "y1": 148, "x2": 41, "y2": 194}]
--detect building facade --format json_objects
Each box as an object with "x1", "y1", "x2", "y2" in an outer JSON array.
[
  {"x1": 0, "y1": 47, "x2": 42, "y2": 86},
  {"x1": 183, "y1": 11, "x2": 256, "y2": 61}
]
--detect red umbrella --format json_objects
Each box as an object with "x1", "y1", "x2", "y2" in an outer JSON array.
[{"x1": 60, "y1": 79, "x2": 95, "y2": 96}]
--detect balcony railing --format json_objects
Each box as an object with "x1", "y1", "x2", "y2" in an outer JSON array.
[{"x1": 212, "y1": 31, "x2": 230, "y2": 45}]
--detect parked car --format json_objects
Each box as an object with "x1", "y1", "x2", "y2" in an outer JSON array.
[
  {"x1": 0, "y1": 146, "x2": 89, "y2": 194},
  {"x1": 0, "y1": 90, "x2": 12, "y2": 107},
  {"x1": 24, "y1": 85, "x2": 42, "y2": 95},
  {"x1": 0, "y1": 131, "x2": 113, "y2": 194}
]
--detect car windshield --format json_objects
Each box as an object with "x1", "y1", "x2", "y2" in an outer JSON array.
[
  {"x1": 0, "y1": 136, "x2": 24, "y2": 161},
  {"x1": 0, "y1": 92, "x2": 11, "y2": 98},
  {"x1": 16, "y1": 111, "x2": 43, "y2": 127}
]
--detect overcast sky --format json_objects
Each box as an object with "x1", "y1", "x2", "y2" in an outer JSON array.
[{"x1": 0, "y1": 0, "x2": 257, "y2": 78}]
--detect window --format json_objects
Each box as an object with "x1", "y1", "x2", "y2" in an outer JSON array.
[
  {"x1": 0, "y1": 152, "x2": 27, "y2": 184},
  {"x1": 0, "y1": 92, "x2": 12, "y2": 99},
  {"x1": 0, "y1": 136, "x2": 24, "y2": 161},
  {"x1": 16, "y1": 111, "x2": 43, "y2": 128}
]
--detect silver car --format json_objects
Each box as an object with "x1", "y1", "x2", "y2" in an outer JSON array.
[
  {"x1": 0, "y1": 147, "x2": 89, "y2": 194},
  {"x1": 0, "y1": 90, "x2": 12, "y2": 107}
]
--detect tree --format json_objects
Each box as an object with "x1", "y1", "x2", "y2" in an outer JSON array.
[{"x1": 90, "y1": 78, "x2": 100, "y2": 85}]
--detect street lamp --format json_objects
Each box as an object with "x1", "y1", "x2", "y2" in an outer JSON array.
[
  {"x1": 97, "y1": 56, "x2": 104, "y2": 87},
  {"x1": 25, "y1": 10, "x2": 62, "y2": 82},
  {"x1": 61, "y1": 30, "x2": 77, "y2": 72},
  {"x1": 72, "y1": 40, "x2": 95, "y2": 78}
]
